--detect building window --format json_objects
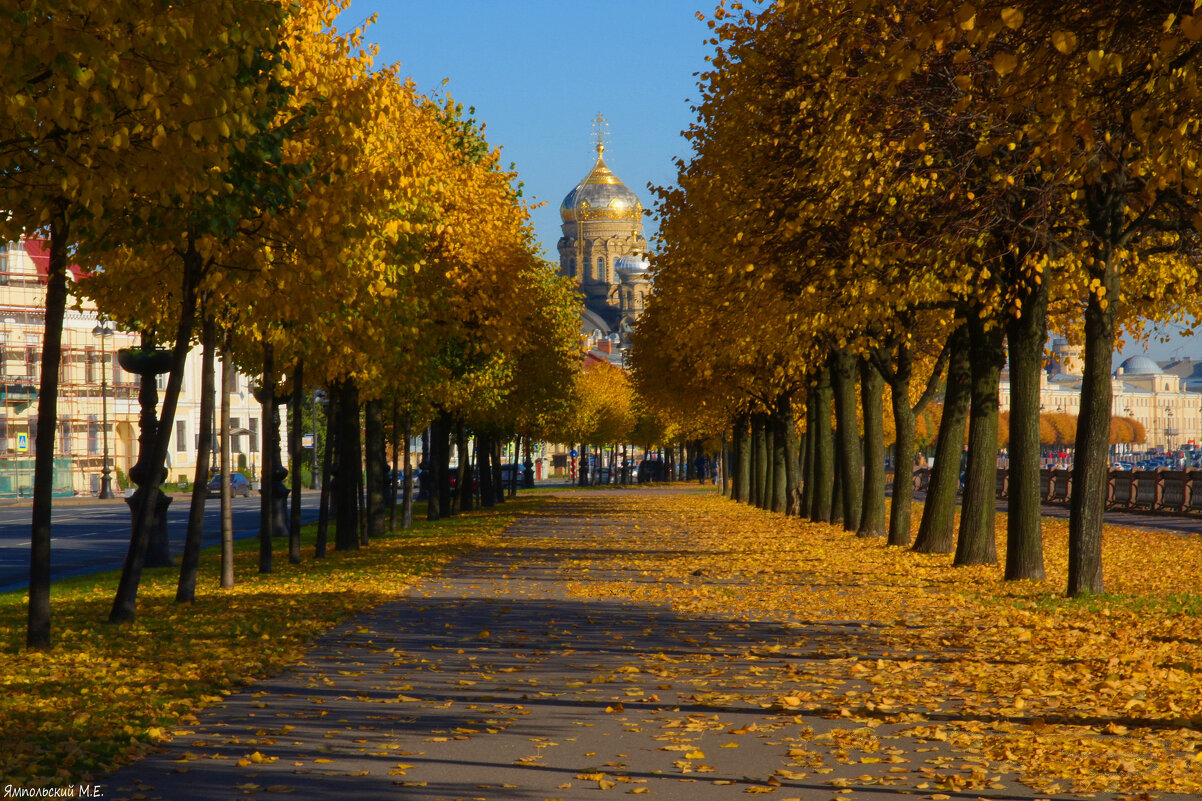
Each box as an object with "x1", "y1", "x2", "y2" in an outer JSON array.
[
  {"x1": 0, "y1": 416, "x2": 7, "y2": 452},
  {"x1": 596, "y1": 256, "x2": 604, "y2": 278},
  {"x1": 249, "y1": 418, "x2": 259, "y2": 453},
  {"x1": 88, "y1": 420, "x2": 100, "y2": 454},
  {"x1": 231, "y1": 416, "x2": 242, "y2": 454},
  {"x1": 176, "y1": 420, "x2": 187, "y2": 453}
]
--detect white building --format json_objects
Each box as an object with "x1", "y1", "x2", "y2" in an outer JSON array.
[
  {"x1": 1, "y1": 237, "x2": 286, "y2": 497},
  {"x1": 998, "y1": 339, "x2": 1202, "y2": 452}
]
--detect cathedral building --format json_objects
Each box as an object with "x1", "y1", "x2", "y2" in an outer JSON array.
[{"x1": 557, "y1": 132, "x2": 651, "y2": 349}]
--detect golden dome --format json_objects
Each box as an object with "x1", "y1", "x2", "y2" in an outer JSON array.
[{"x1": 560, "y1": 145, "x2": 643, "y2": 224}]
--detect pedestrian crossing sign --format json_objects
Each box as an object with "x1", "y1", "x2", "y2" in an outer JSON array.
[{"x1": 17, "y1": 433, "x2": 28, "y2": 453}]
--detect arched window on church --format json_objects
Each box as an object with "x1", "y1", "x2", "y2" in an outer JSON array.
[
  {"x1": 568, "y1": 257, "x2": 576, "y2": 277},
  {"x1": 597, "y1": 256, "x2": 605, "y2": 279}
]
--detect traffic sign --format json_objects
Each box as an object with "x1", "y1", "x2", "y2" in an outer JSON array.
[
  {"x1": 569, "y1": 449, "x2": 577, "y2": 458},
  {"x1": 16, "y1": 433, "x2": 28, "y2": 453}
]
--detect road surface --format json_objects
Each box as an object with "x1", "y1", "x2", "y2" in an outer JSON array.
[{"x1": 0, "y1": 492, "x2": 322, "y2": 593}]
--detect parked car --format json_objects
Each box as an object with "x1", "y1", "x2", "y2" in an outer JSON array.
[{"x1": 206, "y1": 472, "x2": 251, "y2": 498}]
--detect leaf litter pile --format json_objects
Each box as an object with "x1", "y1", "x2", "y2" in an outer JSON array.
[
  {"x1": 521, "y1": 489, "x2": 1202, "y2": 798},
  {"x1": 0, "y1": 503, "x2": 523, "y2": 786},
  {"x1": 7, "y1": 488, "x2": 1202, "y2": 800}
]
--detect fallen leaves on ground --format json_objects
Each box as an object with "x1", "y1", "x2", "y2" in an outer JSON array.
[
  {"x1": 0, "y1": 501, "x2": 533, "y2": 785},
  {"x1": 521, "y1": 490, "x2": 1202, "y2": 796}
]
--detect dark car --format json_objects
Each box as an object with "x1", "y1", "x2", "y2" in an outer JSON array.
[{"x1": 207, "y1": 472, "x2": 251, "y2": 498}]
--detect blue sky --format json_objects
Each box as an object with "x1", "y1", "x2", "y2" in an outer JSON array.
[
  {"x1": 337, "y1": 0, "x2": 712, "y2": 260},
  {"x1": 335, "y1": 1, "x2": 1202, "y2": 363}
]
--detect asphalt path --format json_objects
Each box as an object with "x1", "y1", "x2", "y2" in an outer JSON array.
[
  {"x1": 99, "y1": 488, "x2": 1198, "y2": 801},
  {"x1": 0, "y1": 491, "x2": 322, "y2": 593}
]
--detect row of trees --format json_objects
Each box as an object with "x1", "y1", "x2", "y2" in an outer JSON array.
[
  {"x1": 632, "y1": 1, "x2": 1202, "y2": 597},
  {"x1": 4, "y1": 1, "x2": 585, "y2": 648}
]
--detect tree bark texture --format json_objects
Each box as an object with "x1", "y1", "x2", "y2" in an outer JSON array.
[
  {"x1": 1069, "y1": 193, "x2": 1122, "y2": 597},
  {"x1": 219, "y1": 332, "x2": 235, "y2": 585},
  {"x1": 110, "y1": 242, "x2": 201, "y2": 623},
  {"x1": 886, "y1": 341, "x2": 917, "y2": 547},
  {"x1": 176, "y1": 311, "x2": 216, "y2": 602},
  {"x1": 810, "y1": 367, "x2": 835, "y2": 523},
  {"x1": 954, "y1": 311, "x2": 1004, "y2": 567},
  {"x1": 830, "y1": 349, "x2": 862, "y2": 531},
  {"x1": 365, "y1": 399, "x2": 387, "y2": 538},
  {"x1": 1005, "y1": 275, "x2": 1049, "y2": 581},
  {"x1": 27, "y1": 213, "x2": 69, "y2": 647},
  {"x1": 735, "y1": 413, "x2": 751, "y2": 503},
  {"x1": 770, "y1": 401, "x2": 788, "y2": 513},
  {"x1": 288, "y1": 361, "x2": 304, "y2": 564},
  {"x1": 857, "y1": 358, "x2": 886, "y2": 538},
  {"x1": 751, "y1": 414, "x2": 768, "y2": 509},
  {"x1": 316, "y1": 387, "x2": 336, "y2": 557},
  {"x1": 914, "y1": 325, "x2": 971, "y2": 554},
  {"x1": 335, "y1": 381, "x2": 360, "y2": 549}
]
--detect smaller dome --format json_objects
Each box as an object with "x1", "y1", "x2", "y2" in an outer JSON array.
[
  {"x1": 615, "y1": 254, "x2": 650, "y2": 277},
  {"x1": 1119, "y1": 355, "x2": 1161, "y2": 376}
]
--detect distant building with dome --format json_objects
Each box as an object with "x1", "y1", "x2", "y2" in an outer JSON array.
[
  {"x1": 998, "y1": 339, "x2": 1202, "y2": 452},
  {"x1": 557, "y1": 123, "x2": 651, "y2": 352}
]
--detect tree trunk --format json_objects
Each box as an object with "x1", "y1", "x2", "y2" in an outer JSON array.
[
  {"x1": 887, "y1": 341, "x2": 917, "y2": 547},
  {"x1": 454, "y1": 418, "x2": 468, "y2": 512},
  {"x1": 1005, "y1": 275, "x2": 1049, "y2": 581},
  {"x1": 810, "y1": 367, "x2": 835, "y2": 523},
  {"x1": 735, "y1": 413, "x2": 751, "y2": 503},
  {"x1": 479, "y1": 432, "x2": 495, "y2": 507},
  {"x1": 1069, "y1": 200, "x2": 1121, "y2": 596},
  {"x1": 770, "y1": 402, "x2": 788, "y2": 513},
  {"x1": 437, "y1": 412, "x2": 454, "y2": 518},
  {"x1": 257, "y1": 343, "x2": 276, "y2": 573},
  {"x1": 355, "y1": 420, "x2": 365, "y2": 546},
  {"x1": 830, "y1": 349, "x2": 862, "y2": 531},
  {"x1": 830, "y1": 443, "x2": 844, "y2": 525},
  {"x1": 785, "y1": 417, "x2": 801, "y2": 516},
  {"x1": 288, "y1": 361, "x2": 304, "y2": 564},
  {"x1": 914, "y1": 326, "x2": 971, "y2": 554},
  {"x1": 493, "y1": 439, "x2": 505, "y2": 502},
  {"x1": 857, "y1": 357, "x2": 886, "y2": 538},
  {"x1": 389, "y1": 401, "x2": 400, "y2": 532},
  {"x1": 751, "y1": 414, "x2": 767, "y2": 509},
  {"x1": 110, "y1": 242, "x2": 201, "y2": 623},
  {"x1": 335, "y1": 381, "x2": 360, "y2": 549},
  {"x1": 219, "y1": 331, "x2": 235, "y2": 586},
  {"x1": 365, "y1": 398, "x2": 387, "y2": 538},
  {"x1": 954, "y1": 311, "x2": 1004, "y2": 567},
  {"x1": 720, "y1": 431, "x2": 730, "y2": 496},
  {"x1": 27, "y1": 212, "x2": 69, "y2": 647},
  {"x1": 402, "y1": 414, "x2": 414, "y2": 528},
  {"x1": 176, "y1": 310, "x2": 216, "y2": 602},
  {"x1": 800, "y1": 410, "x2": 814, "y2": 519},
  {"x1": 426, "y1": 421, "x2": 441, "y2": 521},
  {"x1": 316, "y1": 386, "x2": 336, "y2": 557}
]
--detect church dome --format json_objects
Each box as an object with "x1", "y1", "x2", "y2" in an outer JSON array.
[
  {"x1": 560, "y1": 146, "x2": 643, "y2": 224},
  {"x1": 1119, "y1": 355, "x2": 1161, "y2": 375},
  {"x1": 615, "y1": 254, "x2": 650, "y2": 277}
]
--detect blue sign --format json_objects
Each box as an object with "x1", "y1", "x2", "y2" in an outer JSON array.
[
  {"x1": 16, "y1": 433, "x2": 28, "y2": 453},
  {"x1": 569, "y1": 449, "x2": 577, "y2": 458}
]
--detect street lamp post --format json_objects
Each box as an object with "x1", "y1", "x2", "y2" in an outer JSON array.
[
  {"x1": 92, "y1": 323, "x2": 114, "y2": 498},
  {"x1": 1166, "y1": 405, "x2": 1175, "y2": 453}
]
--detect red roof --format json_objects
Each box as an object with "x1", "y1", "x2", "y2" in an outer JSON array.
[{"x1": 22, "y1": 238, "x2": 85, "y2": 281}]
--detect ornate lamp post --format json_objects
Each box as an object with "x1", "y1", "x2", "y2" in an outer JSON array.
[
  {"x1": 92, "y1": 322, "x2": 114, "y2": 498},
  {"x1": 118, "y1": 345, "x2": 175, "y2": 567}
]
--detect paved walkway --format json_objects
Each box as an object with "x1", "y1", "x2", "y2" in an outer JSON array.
[{"x1": 103, "y1": 489, "x2": 1193, "y2": 801}]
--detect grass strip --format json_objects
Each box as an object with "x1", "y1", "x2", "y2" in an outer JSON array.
[{"x1": 0, "y1": 497, "x2": 540, "y2": 785}]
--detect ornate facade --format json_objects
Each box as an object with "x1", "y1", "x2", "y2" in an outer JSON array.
[{"x1": 557, "y1": 136, "x2": 651, "y2": 345}]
